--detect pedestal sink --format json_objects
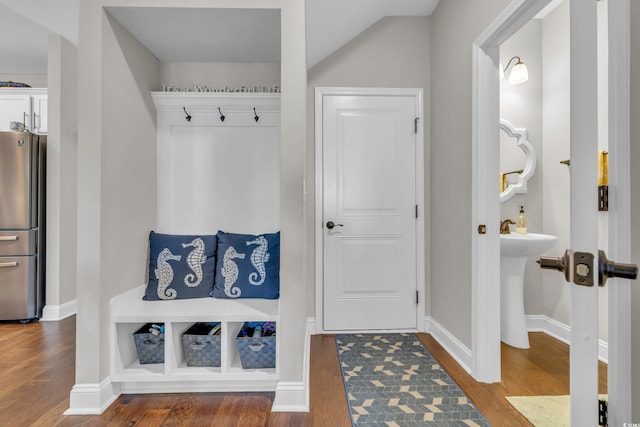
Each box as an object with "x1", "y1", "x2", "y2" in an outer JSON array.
[{"x1": 500, "y1": 232, "x2": 557, "y2": 348}]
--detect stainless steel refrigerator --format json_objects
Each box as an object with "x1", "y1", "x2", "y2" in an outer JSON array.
[{"x1": 0, "y1": 131, "x2": 45, "y2": 321}]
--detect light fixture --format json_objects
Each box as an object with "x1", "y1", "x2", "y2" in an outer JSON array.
[{"x1": 501, "y1": 56, "x2": 529, "y2": 85}]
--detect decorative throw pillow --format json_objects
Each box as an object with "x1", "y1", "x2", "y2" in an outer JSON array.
[
  {"x1": 144, "y1": 231, "x2": 217, "y2": 301},
  {"x1": 212, "y1": 231, "x2": 280, "y2": 299}
]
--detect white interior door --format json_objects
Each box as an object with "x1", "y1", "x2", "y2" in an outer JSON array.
[
  {"x1": 546, "y1": 1, "x2": 636, "y2": 424},
  {"x1": 566, "y1": 1, "x2": 600, "y2": 424},
  {"x1": 318, "y1": 89, "x2": 421, "y2": 331}
]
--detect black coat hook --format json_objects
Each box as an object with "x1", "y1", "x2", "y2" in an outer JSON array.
[
  {"x1": 218, "y1": 107, "x2": 226, "y2": 122},
  {"x1": 253, "y1": 107, "x2": 260, "y2": 122},
  {"x1": 183, "y1": 107, "x2": 192, "y2": 122}
]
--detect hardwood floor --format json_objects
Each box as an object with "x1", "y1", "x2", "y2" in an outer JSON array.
[{"x1": 0, "y1": 317, "x2": 607, "y2": 426}]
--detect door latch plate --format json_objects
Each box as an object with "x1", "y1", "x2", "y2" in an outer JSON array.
[
  {"x1": 538, "y1": 250, "x2": 594, "y2": 286},
  {"x1": 573, "y1": 252, "x2": 594, "y2": 287}
]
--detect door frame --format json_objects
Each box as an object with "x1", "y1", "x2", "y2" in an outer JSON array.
[
  {"x1": 314, "y1": 87, "x2": 426, "y2": 334},
  {"x1": 471, "y1": 0, "x2": 632, "y2": 421}
]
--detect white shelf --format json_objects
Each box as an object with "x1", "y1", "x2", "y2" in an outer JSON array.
[{"x1": 110, "y1": 285, "x2": 279, "y2": 392}]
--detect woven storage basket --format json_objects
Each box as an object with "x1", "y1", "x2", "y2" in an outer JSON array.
[
  {"x1": 181, "y1": 322, "x2": 222, "y2": 367},
  {"x1": 133, "y1": 323, "x2": 165, "y2": 364},
  {"x1": 236, "y1": 322, "x2": 276, "y2": 369}
]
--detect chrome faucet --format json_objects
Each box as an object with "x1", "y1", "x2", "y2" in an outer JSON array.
[{"x1": 500, "y1": 219, "x2": 515, "y2": 234}]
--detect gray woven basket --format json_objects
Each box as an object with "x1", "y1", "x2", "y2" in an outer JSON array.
[
  {"x1": 236, "y1": 323, "x2": 276, "y2": 369},
  {"x1": 181, "y1": 322, "x2": 222, "y2": 367},
  {"x1": 133, "y1": 323, "x2": 165, "y2": 364}
]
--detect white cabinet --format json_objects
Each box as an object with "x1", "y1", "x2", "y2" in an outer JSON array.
[
  {"x1": 110, "y1": 286, "x2": 279, "y2": 393},
  {"x1": 0, "y1": 89, "x2": 47, "y2": 133},
  {"x1": 31, "y1": 94, "x2": 48, "y2": 134}
]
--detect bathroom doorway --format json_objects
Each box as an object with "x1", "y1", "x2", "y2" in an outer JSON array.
[
  {"x1": 472, "y1": 0, "x2": 633, "y2": 424},
  {"x1": 500, "y1": 1, "x2": 608, "y2": 408}
]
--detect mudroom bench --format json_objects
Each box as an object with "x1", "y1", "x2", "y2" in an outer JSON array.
[{"x1": 109, "y1": 285, "x2": 279, "y2": 394}]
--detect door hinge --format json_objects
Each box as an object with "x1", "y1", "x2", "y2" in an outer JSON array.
[
  {"x1": 414, "y1": 117, "x2": 420, "y2": 134},
  {"x1": 599, "y1": 398, "x2": 607, "y2": 426},
  {"x1": 416, "y1": 290, "x2": 419, "y2": 305},
  {"x1": 415, "y1": 205, "x2": 418, "y2": 218}
]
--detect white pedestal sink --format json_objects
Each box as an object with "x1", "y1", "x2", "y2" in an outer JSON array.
[{"x1": 500, "y1": 232, "x2": 557, "y2": 348}]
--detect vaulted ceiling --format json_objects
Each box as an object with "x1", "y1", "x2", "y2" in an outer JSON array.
[{"x1": 0, "y1": 0, "x2": 439, "y2": 75}]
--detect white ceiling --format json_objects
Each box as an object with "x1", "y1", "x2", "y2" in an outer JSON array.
[
  {"x1": 0, "y1": 0, "x2": 440, "y2": 75},
  {"x1": 0, "y1": 0, "x2": 78, "y2": 74},
  {"x1": 104, "y1": 7, "x2": 282, "y2": 64}
]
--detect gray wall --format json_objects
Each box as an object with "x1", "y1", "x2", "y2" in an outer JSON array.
[
  {"x1": 430, "y1": 0, "x2": 510, "y2": 348},
  {"x1": 306, "y1": 15, "x2": 432, "y2": 319},
  {"x1": 541, "y1": 1, "x2": 572, "y2": 330},
  {"x1": 45, "y1": 35, "x2": 78, "y2": 310},
  {"x1": 500, "y1": 19, "x2": 544, "y2": 316},
  {"x1": 630, "y1": 0, "x2": 640, "y2": 416},
  {"x1": 76, "y1": 3, "x2": 160, "y2": 383},
  {"x1": 160, "y1": 62, "x2": 280, "y2": 91}
]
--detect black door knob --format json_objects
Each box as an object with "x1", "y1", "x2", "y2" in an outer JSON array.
[{"x1": 326, "y1": 221, "x2": 344, "y2": 230}]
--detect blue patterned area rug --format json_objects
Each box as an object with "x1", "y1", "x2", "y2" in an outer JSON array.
[{"x1": 336, "y1": 333, "x2": 491, "y2": 426}]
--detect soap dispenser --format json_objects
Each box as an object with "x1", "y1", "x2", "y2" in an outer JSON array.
[{"x1": 516, "y1": 206, "x2": 528, "y2": 235}]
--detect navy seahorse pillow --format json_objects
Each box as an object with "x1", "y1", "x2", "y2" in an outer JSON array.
[
  {"x1": 144, "y1": 231, "x2": 217, "y2": 301},
  {"x1": 212, "y1": 231, "x2": 280, "y2": 299}
]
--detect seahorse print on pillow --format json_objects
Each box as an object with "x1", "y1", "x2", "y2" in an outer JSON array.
[
  {"x1": 144, "y1": 232, "x2": 217, "y2": 301},
  {"x1": 212, "y1": 231, "x2": 280, "y2": 299}
]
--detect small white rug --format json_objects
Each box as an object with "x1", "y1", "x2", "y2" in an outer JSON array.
[{"x1": 506, "y1": 395, "x2": 607, "y2": 427}]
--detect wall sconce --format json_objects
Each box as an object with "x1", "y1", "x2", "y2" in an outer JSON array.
[{"x1": 500, "y1": 56, "x2": 529, "y2": 85}]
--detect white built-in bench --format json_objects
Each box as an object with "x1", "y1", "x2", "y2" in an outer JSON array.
[{"x1": 110, "y1": 285, "x2": 279, "y2": 393}]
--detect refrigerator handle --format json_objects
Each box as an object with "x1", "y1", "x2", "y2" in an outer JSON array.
[
  {"x1": 0, "y1": 261, "x2": 19, "y2": 268},
  {"x1": 0, "y1": 235, "x2": 18, "y2": 241}
]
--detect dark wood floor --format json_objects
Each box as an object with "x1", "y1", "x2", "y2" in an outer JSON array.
[{"x1": 0, "y1": 316, "x2": 607, "y2": 426}]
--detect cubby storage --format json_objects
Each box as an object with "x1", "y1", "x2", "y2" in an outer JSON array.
[
  {"x1": 110, "y1": 285, "x2": 279, "y2": 393},
  {"x1": 236, "y1": 322, "x2": 277, "y2": 369},
  {"x1": 181, "y1": 322, "x2": 221, "y2": 367}
]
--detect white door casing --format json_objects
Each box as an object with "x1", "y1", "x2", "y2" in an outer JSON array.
[
  {"x1": 315, "y1": 87, "x2": 425, "y2": 333},
  {"x1": 472, "y1": 0, "x2": 632, "y2": 424}
]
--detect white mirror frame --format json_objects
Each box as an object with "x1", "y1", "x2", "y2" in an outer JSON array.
[{"x1": 499, "y1": 118, "x2": 535, "y2": 202}]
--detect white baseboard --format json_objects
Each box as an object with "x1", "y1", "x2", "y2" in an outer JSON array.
[
  {"x1": 526, "y1": 315, "x2": 609, "y2": 363},
  {"x1": 67, "y1": 317, "x2": 313, "y2": 415},
  {"x1": 64, "y1": 380, "x2": 120, "y2": 415},
  {"x1": 423, "y1": 314, "x2": 608, "y2": 378},
  {"x1": 41, "y1": 299, "x2": 77, "y2": 321},
  {"x1": 425, "y1": 317, "x2": 473, "y2": 374},
  {"x1": 272, "y1": 382, "x2": 308, "y2": 412},
  {"x1": 272, "y1": 317, "x2": 313, "y2": 412}
]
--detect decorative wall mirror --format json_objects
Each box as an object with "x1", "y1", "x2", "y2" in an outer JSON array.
[{"x1": 499, "y1": 118, "x2": 535, "y2": 202}]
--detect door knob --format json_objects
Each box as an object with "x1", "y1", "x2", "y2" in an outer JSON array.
[
  {"x1": 599, "y1": 250, "x2": 638, "y2": 286},
  {"x1": 326, "y1": 221, "x2": 344, "y2": 230},
  {"x1": 538, "y1": 250, "x2": 572, "y2": 283},
  {"x1": 538, "y1": 249, "x2": 638, "y2": 287}
]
